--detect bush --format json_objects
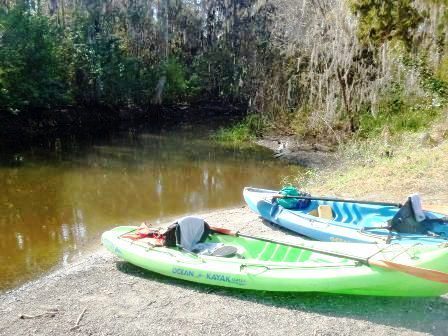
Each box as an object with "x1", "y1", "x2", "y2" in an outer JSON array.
[
  {"x1": 358, "y1": 84, "x2": 441, "y2": 137},
  {"x1": 0, "y1": 5, "x2": 69, "y2": 112},
  {"x1": 161, "y1": 58, "x2": 188, "y2": 103},
  {"x1": 214, "y1": 114, "x2": 264, "y2": 143}
]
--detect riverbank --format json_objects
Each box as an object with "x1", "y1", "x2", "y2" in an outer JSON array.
[
  {"x1": 2, "y1": 116, "x2": 448, "y2": 335},
  {"x1": 255, "y1": 136, "x2": 336, "y2": 169},
  {"x1": 255, "y1": 113, "x2": 448, "y2": 209},
  {"x1": 0, "y1": 101, "x2": 244, "y2": 151},
  {"x1": 1, "y1": 206, "x2": 447, "y2": 336},
  {"x1": 306, "y1": 123, "x2": 448, "y2": 209}
]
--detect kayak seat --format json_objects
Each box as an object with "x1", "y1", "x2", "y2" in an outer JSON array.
[
  {"x1": 390, "y1": 195, "x2": 428, "y2": 234},
  {"x1": 308, "y1": 209, "x2": 318, "y2": 217},
  {"x1": 174, "y1": 216, "x2": 238, "y2": 257},
  {"x1": 192, "y1": 242, "x2": 238, "y2": 257},
  {"x1": 211, "y1": 245, "x2": 238, "y2": 257},
  {"x1": 318, "y1": 205, "x2": 334, "y2": 220},
  {"x1": 308, "y1": 205, "x2": 334, "y2": 220}
]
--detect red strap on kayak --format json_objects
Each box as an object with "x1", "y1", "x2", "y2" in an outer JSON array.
[
  {"x1": 122, "y1": 223, "x2": 153, "y2": 239},
  {"x1": 122, "y1": 223, "x2": 166, "y2": 246}
]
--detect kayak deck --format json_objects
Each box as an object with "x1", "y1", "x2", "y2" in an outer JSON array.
[
  {"x1": 207, "y1": 233, "x2": 353, "y2": 265},
  {"x1": 305, "y1": 201, "x2": 397, "y2": 227},
  {"x1": 102, "y1": 226, "x2": 448, "y2": 296},
  {"x1": 243, "y1": 187, "x2": 448, "y2": 244}
]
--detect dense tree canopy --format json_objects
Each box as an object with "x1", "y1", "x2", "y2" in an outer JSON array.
[
  {"x1": 0, "y1": 0, "x2": 448, "y2": 140},
  {"x1": 0, "y1": 0, "x2": 273, "y2": 113}
]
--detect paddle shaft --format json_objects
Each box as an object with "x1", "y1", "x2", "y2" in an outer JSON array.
[
  {"x1": 272, "y1": 194, "x2": 402, "y2": 208},
  {"x1": 212, "y1": 227, "x2": 370, "y2": 263},
  {"x1": 211, "y1": 227, "x2": 448, "y2": 284}
]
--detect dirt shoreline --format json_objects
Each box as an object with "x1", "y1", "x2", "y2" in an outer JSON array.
[
  {"x1": 1, "y1": 206, "x2": 447, "y2": 336},
  {"x1": 255, "y1": 136, "x2": 335, "y2": 169}
]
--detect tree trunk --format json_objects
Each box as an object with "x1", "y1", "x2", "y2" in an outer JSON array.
[
  {"x1": 152, "y1": 0, "x2": 170, "y2": 105},
  {"x1": 49, "y1": 0, "x2": 58, "y2": 15},
  {"x1": 336, "y1": 67, "x2": 355, "y2": 131}
]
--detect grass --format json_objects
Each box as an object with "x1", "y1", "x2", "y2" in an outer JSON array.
[
  {"x1": 356, "y1": 85, "x2": 445, "y2": 139},
  {"x1": 214, "y1": 122, "x2": 255, "y2": 143},
  {"x1": 213, "y1": 114, "x2": 264, "y2": 143},
  {"x1": 298, "y1": 113, "x2": 448, "y2": 209},
  {"x1": 358, "y1": 105, "x2": 441, "y2": 137},
  {"x1": 310, "y1": 142, "x2": 448, "y2": 203}
]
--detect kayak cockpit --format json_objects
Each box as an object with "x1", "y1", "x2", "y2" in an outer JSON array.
[
  {"x1": 289, "y1": 200, "x2": 399, "y2": 227},
  {"x1": 205, "y1": 233, "x2": 315, "y2": 262}
]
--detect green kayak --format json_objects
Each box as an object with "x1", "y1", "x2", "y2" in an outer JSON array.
[{"x1": 102, "y1": 222, "x2": 448, "y2": 297}]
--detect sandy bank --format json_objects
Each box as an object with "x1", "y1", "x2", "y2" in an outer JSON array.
[{"x1": 1, "y1": 206, "x2": 447, "y2": 336}]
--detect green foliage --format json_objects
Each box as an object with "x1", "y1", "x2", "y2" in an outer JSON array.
[
  {"x1": 2, "y1": 0, "x2": 445, "y2": 145},
  {"x1": 350, "y1": 0, "x2": 424, "y2": 49},
  {"x1": 214, "y1": 114, "x2": 264, "y2": 143},
  {"x1": 348, "y1": 1, "x2": 448, "y2": 138},
  {"x1": 401, "y1": 55, "x2": 448, "y2": 102},
  {"x1": 0, "y1": 0, "x2": 265, "y2": 113},
  {"x1": 0, "y1": 5, "x2": 69, "y2": 112},
  {"x1": 437, "y1": 54, "x2": 448, "y2": 82},
  {"x1": 358, "y1": 84, "x2": 441, "y2": 137},
  {"x1": 192, "y1": 45, "x2": 242, "y2": 100},
  {"x1": 359, "y1": 104, "x2": 440, "y2": 137},
  {"x1": 65, "y1": 13, "x2": 157, "y2": 107},
  {"x1": 159, "y1": 58, "x2": 188, "y2": 103},
  {"x1": 185, "y1": 72, "x2": 203, "y2": 99}
]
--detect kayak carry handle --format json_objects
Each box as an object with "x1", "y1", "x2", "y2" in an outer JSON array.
[{"x1": 240, "y1": 264, "x2": 269, "y2": 275}]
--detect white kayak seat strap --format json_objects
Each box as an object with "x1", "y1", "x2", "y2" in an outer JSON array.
[
  {"x1": 177, "y1": 216, "x2": 208, "y2": 251},
  {"x1": 409, "y1": 193, "x2": 425, "y2": 222}
]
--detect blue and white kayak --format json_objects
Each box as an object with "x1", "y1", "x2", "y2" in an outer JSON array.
[{"x1": 243, "y1": 187, "x2": 448, "y2": 244}]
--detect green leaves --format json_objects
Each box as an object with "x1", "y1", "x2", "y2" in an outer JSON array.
[
  {"x1": 160, "y1": 58, "x2": 188, "y2": 103},
  {"x1": 351, "y1": 0, "x2": 423, "y2": 49},
  {"x1": 0, "y1": 0, "x2": 275, "y2": 113},
  {"x1": 0, "y1": 5, "x2": 69, "y2": 112}
]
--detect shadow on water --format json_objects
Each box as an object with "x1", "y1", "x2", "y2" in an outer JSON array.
[
  {"x1": 0, "y1": 130, "x2": 303, "y2": 291},
  {"x1": 116, "y1": 260, "x2": 448, "y2": 335}
]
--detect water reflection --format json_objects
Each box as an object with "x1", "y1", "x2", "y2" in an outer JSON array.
[{"x1": 0, "y1": 132, "x2": 301, "y2": 291}]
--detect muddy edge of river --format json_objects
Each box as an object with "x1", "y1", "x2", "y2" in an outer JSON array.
[{"x1": 255, "y1": 136, "x2": 336, "y2": 169}]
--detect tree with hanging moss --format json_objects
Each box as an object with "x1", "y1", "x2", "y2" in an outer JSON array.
[{"x1": 350, "y1": 0, "x2": 424, "y2": 49}]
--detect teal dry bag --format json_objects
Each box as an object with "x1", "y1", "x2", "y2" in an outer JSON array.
[{"x1": 277, "y1": 186, "x2": 311, "y2": 209}]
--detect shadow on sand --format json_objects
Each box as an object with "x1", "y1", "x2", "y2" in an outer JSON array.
[
  {"x1": 116, "y1": 255, "x2": 448, "y2": 336},
  {"x1": 114, "y1": 214, "x2": 448, "y2": 335}
]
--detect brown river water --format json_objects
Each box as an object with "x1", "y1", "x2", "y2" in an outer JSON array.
[{"x1": 0, "y1": 132, "x2": 300, "y2": 291}]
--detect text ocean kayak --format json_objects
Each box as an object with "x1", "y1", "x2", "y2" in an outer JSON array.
[
  {"x1": 243, "y1": 187, "x2": 448, "y2": 244},
  {"x1": 102, "y1": 225, "x2": 448, "y2": 296}
]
